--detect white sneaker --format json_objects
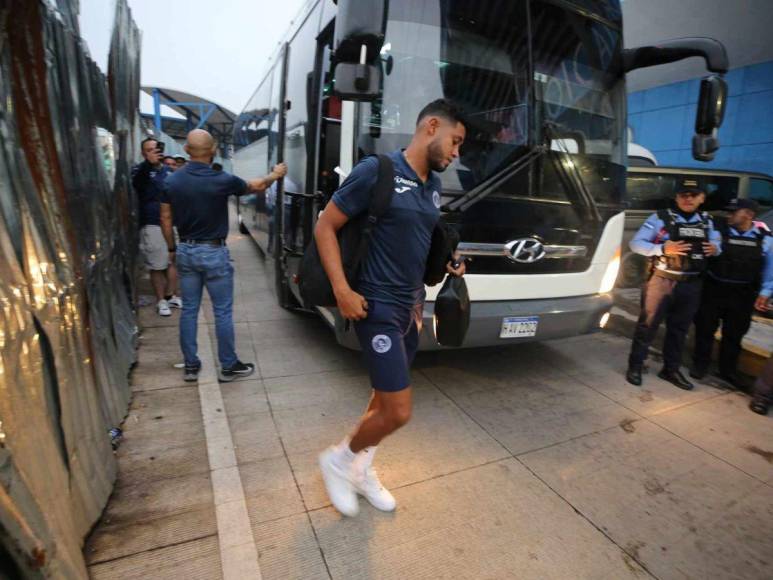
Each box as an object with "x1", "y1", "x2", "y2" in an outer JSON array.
[
  {"x1": 157, "y1": 299, "x2": 171, "y2": 316},
  {"x1": 353, "y1": 466, "x2": 396, "y2": 512},
  {"x1": 319, "y1": 447, "x2": 359, "y2": 517},
  {"x1": 167, "y1": 296, "x2": 183, "y2": 309}
]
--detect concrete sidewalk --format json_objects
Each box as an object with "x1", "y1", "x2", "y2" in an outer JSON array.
[{"x1": 85, "y1": 222, "x2": 773, "y2": 580}]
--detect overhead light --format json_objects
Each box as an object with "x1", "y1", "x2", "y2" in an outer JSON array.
[{"x1": 599, "y1": 312, "x2": 610, "y2": 328}]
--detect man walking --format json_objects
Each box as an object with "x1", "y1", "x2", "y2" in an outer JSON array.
[
  {"x1": 692, "y1": 198, "x2": 772, "y2": 387},
  {"x1": 132, "y1": 137, "x2": 182, "y2": 316},
  {"x1": 315, "y1": 99, "x2": 466, "y2": 517},
  {"x1": 625, "y1": 180, "x2": 721, "y2": 390},
  {"x1": 160, "y1": 129, "x2": 286, "y2": 382}
]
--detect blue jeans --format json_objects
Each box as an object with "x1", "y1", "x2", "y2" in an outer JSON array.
[{"x1": 176, "y1": 244, "x2": 237, "y2": 369}]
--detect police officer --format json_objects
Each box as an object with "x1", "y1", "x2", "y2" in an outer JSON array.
[
  {"x1": 691, "y1": 199, "x2": 772, "y2": 387},
  {"x1": 626, "y1": 179, "x2": 721, "y2": 389}
]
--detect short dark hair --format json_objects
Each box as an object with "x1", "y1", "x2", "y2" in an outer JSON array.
[
  {"x1": 141, "y1": 136, "x2": 158, "y2": 149},
  {"x1": 416, "y1": 98, "x2": 466, "y2": 129}
]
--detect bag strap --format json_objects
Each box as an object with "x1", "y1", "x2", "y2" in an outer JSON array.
[{"x1": 350, "y1": 154, "x2": 395, "y2": 271}]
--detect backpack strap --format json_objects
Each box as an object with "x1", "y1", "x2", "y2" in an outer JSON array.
[{"x1": 350, "y1": 154, "x2": 395, "y2": 272}]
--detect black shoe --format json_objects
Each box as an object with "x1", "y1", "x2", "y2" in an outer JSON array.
[
  {"x1": 626, "y1": 366, "x2": 643, "y2": 386},
  {"x1": 689, "y1": 366, "x2": 708, "y2": 380},
  {"x1": 183, "y1": 363, "x2": 201, "y2": 382},
  {"x1": 658, "y1": 368, "x2": 694, "y2": 390},
  {"x1": 219, "y1": 361, "x2": 255, "y2": 382},
  {"x1": 749, "y1": 400, "x2": 769, "y2": 415},
  {"x1": 716, "y1": 371, "x2": 748, "y2": 390}
]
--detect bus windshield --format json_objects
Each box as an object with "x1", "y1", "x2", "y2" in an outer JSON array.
[{"x1": 356, "y1": 0, "x2": 626, "y2": 205}]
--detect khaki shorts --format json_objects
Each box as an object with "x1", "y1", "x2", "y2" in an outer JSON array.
[{"x1": 139, "y1": 225, "x2": 169, "y2": 270}]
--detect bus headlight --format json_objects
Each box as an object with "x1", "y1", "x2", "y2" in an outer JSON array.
[{"x1": 599, "y1": 248, "x2": 621, "y2": 294}]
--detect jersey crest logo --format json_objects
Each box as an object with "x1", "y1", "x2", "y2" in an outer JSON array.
[
  {"x1": 371, "y1": 334, "x2": 392, "y2": 354},
  {"x1": 432, "y1": 190, "x2": 441, "y2": 208}
]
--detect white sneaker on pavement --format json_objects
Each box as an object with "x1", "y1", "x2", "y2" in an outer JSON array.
[
  {"x1": 167, "y1": 295, "x2": 183, "y2": 309},
  {"x1": 353, "y1": 466, "x2": 396, "y2": 512},
  {"x1": 319, "y1": 446, "x2": 359, "y2": 517},
  {"x1": 157, "y1": 299, "x2": 172, "y2": 316}
]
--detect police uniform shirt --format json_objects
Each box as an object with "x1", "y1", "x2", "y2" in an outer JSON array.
[
  {"x1": 630, "y1": 211, "x2": 722, "y2": 276},
  {"x1": 331, "y1": 150, "x2": 442, "y2": 308},
  {"x1": 709, "y1": 223, "x2": 773, "y2": 298}
]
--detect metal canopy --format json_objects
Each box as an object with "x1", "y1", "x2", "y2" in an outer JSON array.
[{"x1": 140, "y1": 86, "x2": 236, "y2": 146}]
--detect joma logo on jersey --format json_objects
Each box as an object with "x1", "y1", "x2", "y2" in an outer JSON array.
[
  {"x1": 394, "y1": 186, "x2": 411, "y2": 194},
  {"x1": 394, "y1": 176, "x2": 418, "y2": 188}
]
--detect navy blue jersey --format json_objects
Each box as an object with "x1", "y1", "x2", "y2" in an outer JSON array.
[
  {"x1": 161, "y1": 161, "x2": 248, "y2": 240},
  {"x1": 332, "y1": 150, "x2": 442, "y2": 307},
  {"x1": 132, "y1": 161, "x2": 170, "y2": 226}
]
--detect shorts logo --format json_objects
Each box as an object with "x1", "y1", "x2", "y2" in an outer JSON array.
[
  {"x1": 371, "y1": 334, "x2": 392, "y2": 354},
  {"x1": 432, "y1": 190, "x2": 441, "y2": 208}
]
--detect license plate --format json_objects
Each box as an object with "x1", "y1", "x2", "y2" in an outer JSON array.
[{"x1": 500, "y1": 316, "x2": 539, "y2": 339}]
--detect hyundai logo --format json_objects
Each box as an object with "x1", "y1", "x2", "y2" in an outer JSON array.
[{"x1": 505, "y1": 238, "x2": 546, "y2": 263}]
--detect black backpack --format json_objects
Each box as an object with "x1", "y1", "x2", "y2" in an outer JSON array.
[
  {"x1": 299, "y1": 155, "x2": 395, "y2": 307},
  {"x1": 299, "y1": 154, "x2": 461, "y2": 307}
]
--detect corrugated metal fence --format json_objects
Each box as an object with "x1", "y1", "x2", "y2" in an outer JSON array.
[{"x1": 0, "y1": 0, "x2": 141, "y2": 576}]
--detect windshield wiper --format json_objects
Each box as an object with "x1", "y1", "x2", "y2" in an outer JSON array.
[
  {"x1": 443, "y1": 146, "x2": 544, "y2": 212},
  {"x1": 543, "y1": 121, "x2": 602, "y2": 225}
]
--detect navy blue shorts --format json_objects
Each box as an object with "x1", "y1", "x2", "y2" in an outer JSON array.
[{"x1": 354, "y1": 301, "x2": 422, "y2": 392}]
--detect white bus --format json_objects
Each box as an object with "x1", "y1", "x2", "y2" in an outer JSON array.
[{"x1": 233, "y1": 0, "x2": 728, "y2": 348}]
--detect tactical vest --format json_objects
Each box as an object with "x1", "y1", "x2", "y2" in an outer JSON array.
[
  {"x1": 654, "y1": 209, "x2": 710, "y2": 276},
  {"x1": 709, "y1": 218, "x2": 769, "y2": 285}
]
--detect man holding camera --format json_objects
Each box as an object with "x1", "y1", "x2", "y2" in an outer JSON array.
[{"x1": 132, "y1": 137, "x2": 182, "y2": 316}]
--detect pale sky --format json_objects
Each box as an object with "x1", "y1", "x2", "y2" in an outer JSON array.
[{"x1": 79, "y1": 0, "x2": 308, "y2": 115}]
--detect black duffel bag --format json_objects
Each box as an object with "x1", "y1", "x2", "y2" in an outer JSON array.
[
  {"x1": 424, "y1": 218, "x2": 460, "y2": 286},
  {"x1": 434, "y1": 272, "x2": 470, "y2": 347},
  {"x1": 298, "y1": 155, "x2": 394, "y2": 307}
]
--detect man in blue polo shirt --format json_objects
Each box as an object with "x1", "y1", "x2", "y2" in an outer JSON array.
[
  {"x1": 160, "y1": 129, "x2": 286, "y2": 383},
  {"x1": 315, "y1": 99, "x2": 466, "y2": 517}
]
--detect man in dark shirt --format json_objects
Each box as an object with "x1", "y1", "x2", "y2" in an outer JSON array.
[
  {"x1": 160, "y1": 129, "x2": 286, "y2": 382},
  {"x1": 315, "y1": 99, "x2": 466, "y2": 517},
  {"x1": 132, "y1": 138, "x2": 181, "y2": 316}
]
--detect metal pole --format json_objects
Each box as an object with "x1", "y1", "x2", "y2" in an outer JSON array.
[{"x1": 153, "y1": 88, "x2": 162, "y2": 134}]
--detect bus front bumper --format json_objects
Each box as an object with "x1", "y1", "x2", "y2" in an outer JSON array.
[
  {"x1": 330, "y1": 293, "x2": 614, "y2": 350},
  {"x1": 418, "y1": 293, "x2": 614, "y2": 350}
]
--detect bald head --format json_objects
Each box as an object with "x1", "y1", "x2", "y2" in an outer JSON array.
[{"x1": 184, "y1": 129, "x2": 216, "y2": 161}]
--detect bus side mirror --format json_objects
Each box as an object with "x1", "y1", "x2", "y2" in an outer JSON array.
[
  {"x1": 332, "y1": 0, "x2": 387, "y2": 101},
  {"x1": 692, "y1": 75, "x2": 727, "y2": 161},
  {"x1": 695, "y1": 76, "x2": 727, "y2": 134}
]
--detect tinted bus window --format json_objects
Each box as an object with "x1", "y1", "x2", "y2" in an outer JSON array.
[
  {"x1": 749, "y1": 178, "x2": 773, "y2": 209},
  {"x1": 626, "y1": 172, "x2": 739, "y2": 212},
  {"x1": 702, "y1": 176, "x2": 739, "y2": 211},
  {"x1": 626, "y1": 173, "x2": 677, "y2": 210},
  {"x1": 284, "y1": 3, "x2": 321, "y2": 194}
]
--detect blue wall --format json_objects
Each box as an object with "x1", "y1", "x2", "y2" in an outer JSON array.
[{"x1": 628, "y1": 60, "x2": 773, "y2": 176}]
